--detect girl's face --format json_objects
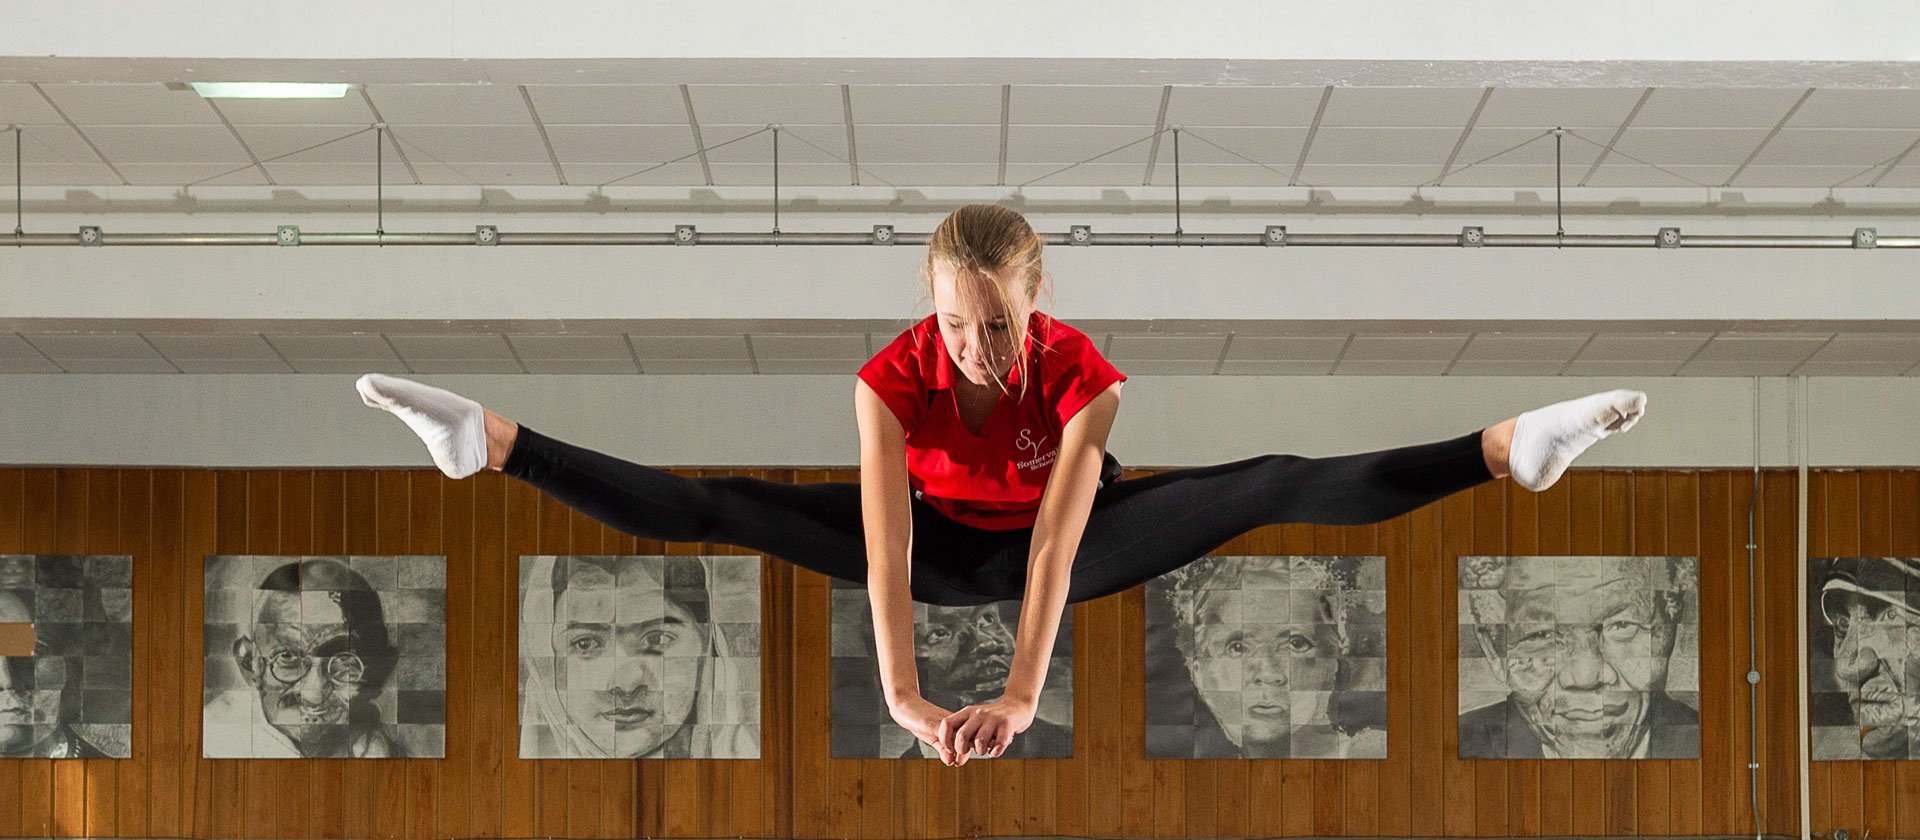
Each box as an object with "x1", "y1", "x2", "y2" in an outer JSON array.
[{"x1": 930, "y1": 262, "x2": 1031, "y2": 388}]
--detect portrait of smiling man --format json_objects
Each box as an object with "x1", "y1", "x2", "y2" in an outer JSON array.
[
  {"x1": 1458, "y1": 555, "x2": 1700, "y2": 759},
  {"x1": 203, "y1": 555, "x2": 447, "y2": 758}
]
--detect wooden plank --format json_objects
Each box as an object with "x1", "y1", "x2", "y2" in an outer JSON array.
[
  {"x1": 1437, "y1": 491, "x2": 1475, "y2": 836},
  {"x1": 149, "y1": 471, "x2": 187, "y2": 838},
  {"x1": 1890, "y1": 471, "x2": 1920, "y2": 840},
  {"x1": 500, "y1": 476, "x2": 540, "y2": 838},
  {"x1": 184, "y1": 471, "x2": 220, "y2": 839},
  {"x1": 1666, "y1": 470, "x2": 1704, "y2": 836},
  {"x1": 113, "y1": 470, "x2": 149, "y2": 838},
  {"x1": 309, "y1": 470, "x2": 348, "y2": 840},
  {"x1": 406, "y1": 471, "x2": 443, "y2": 840},
  {"x1": 1471, "y1": 483, "x2": 1508, "y2": 837},
  {"x1": 242, "y1": 472, "x2": 282, "y2": 840}
]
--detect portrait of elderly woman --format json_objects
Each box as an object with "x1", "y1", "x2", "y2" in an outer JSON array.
[
  {"x1": 203, "y1": 555, "x2": 446, "y2": 758},
  {"x1": 1458, "y1": 555, "x2": 1699, "y2": 759},
  {"x1": 829, "y1": 577, "x2": 1073, "y2": 759},
  {"x1": 519, "y1": 555, "x2": 760, "y2": 759},
  {"x1": 0, "y1": 555, "x2": 134, "y2": 758},
  {"x1": 1809, "y1": 557, "x2": 1919, "y2": 760},
  {"x1": 1145, "y1": 555, "x2": 1387, "y2": 759}
]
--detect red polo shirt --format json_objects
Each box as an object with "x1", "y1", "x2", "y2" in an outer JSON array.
[{"x1": 856, "y1": 312, "x2": 1126, "y2": 530}]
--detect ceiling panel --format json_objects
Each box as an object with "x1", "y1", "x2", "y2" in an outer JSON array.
[
  {"x1": 700, "y1": 125, "x2": 841, "y2": 164},
  {"x1": 55, "y1": 358, "x2": 181, "y2": 374},
  {"x1": 1790, "y1": 89, "x2": 1920, "y2": 130},
  {"x1": 1474, "y1": 88, "x2": 1645, "y2": 130},
  {"x1": 1456, "y1": 334, "x2": 1592, "y2": 361},
  {"x1": 1163, "y1": 87, "x2": 1324, "y2": 127},
  {"x1": 853, "y1": 86, "x2": 1003, "y2": 125},
  {"x1": 13, "y1": 124, "x2": 99, "y2": 164},
  {"x1": 687, "y1": 85, "x2": 844, "y2": 126},
  {"x1": 262, "y1": 162, "x2": 415, "y2": 185},
  {"x1": 1005, "y1": 126, "x2": 1157, "y2": 165},
  {"x1": 1610, "y1": 128, "x2": 1774, "y2": 166},
  {"x1": 750, "y1": 334, "x2": 868, "y2": 360},
  {"x1": 1582, "y1": 164, "x2": 1736, "y2": 187},
  {"x1": 0, "y1": 356, "x2": 62, "y2": 373},
  {"x1": 507, "y1": 335, "x2": 635, "y2": 360},
  {"x1": 1751, "y1": 129, "x2": 1920, "y2": 166},
  {"x1": 1292, "y1": 164, "x2": 1437, "y2": 186},
  {"x1": 1160, "y1": 127, "x2": 1307, "y2": 165},
  {"x1": 409, "y1": 162, "x2": 554, "y2": 185},
  {"x1": 525, "y1": 85, "x2": 688, "y2": 125},
  {"x1": 145, "y1": 333, "x2": 282, "y2": 360},
  {"x1": 81, "y1": 125, "x2": 250, "y2": 164},
  {"x1": 629, "y1": 335, "x2": 750, "y2": 360},
  {"x1": 24, "y1": 333, "x2": 164, "y2": 360},
  {"x1": 232, "y1": 124, "x2": 381, "y2": 164},
  {"x1": 1452, "y1": 127, "x2": 1607, "y2": 168},
  {"x1": 364, "y1": 84, "x2": 532, "y2": 125},
  {"x1": 1690, "y1": 333, "x2": 1832, "y2": 362},
  {"x1": 1225, "y1": 336, "x2": 1349, "y2": 361},
  {"x1": 1009, "y1": 85, "x2": 1162, "y2": 126},
  {"x1": 388, "y1": 334, "x2": 519, "y2": 360},
  {"x1": 267, "y1": 334, "x2": 401, "y2": 360},
  {"x1": 854, "y1": 125, "x2": 1000, "y2": 164},
  {"x1": 40, "y1": 83, "x2": 217, "y2": 125},
  {"x1": 1633, "y1": 88, "x2": 1807, "y2": 128},
  {"x1": 1806, "y1": 335, "x2": 1920, "y2": 363},
  {"x1": 1559, "y1": 360, "x2": 1684, "y2": 376},
  {"x1": 0, "y1": 84, "x2": 65, "y2": 124},
  {"x1": 1304, "y1": 127, "x2": 1463, "y2": 165},
  {"x1": 1733, "y1": 166, "x2": 1880, "y2": 188},
  {"x1": 543, "y1": 124, "x2": 698, "y2": 163},
  {"x1": 1575, "y1": 333, "x2": 1712, "y2": 361},
  {"x1": 1341, "y1": 334, "x2": 1471, "y2": 361},
  {"x1": 1319, "y1": 87, "x2": 1484, "y2": 127},
  {"x1": 384, "y1": 125, "x2": 551, "y2": 162},
  {"x1": 172, "y1": 358, "x2": 294, "y2": 373},
  {"x1": 1117, "y1": 359, "x2": 1221, "y2": 374},
  {"x1": 1106, "y1": 334, "x2": 1228, "y2": 360}
]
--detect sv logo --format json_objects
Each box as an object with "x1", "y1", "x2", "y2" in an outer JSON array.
[{"x1": 1015, "y1": 428, "x2": 1049, "y2": 455}]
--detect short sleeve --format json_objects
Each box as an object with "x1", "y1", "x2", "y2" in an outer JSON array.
[
  {"x1": 856, "y1": 329, "x2": 927, "y2": 434},
  {"x1": 1041, "y1": 324, "x2": 1126, "y2": 432}
]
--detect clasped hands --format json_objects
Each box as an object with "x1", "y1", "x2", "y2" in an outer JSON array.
[{"x1": 888, "y1": 692, "x2": 1036, "y2": 767}]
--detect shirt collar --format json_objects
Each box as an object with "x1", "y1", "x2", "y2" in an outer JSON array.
[{"x1": 924, "y1": 312, "x2": 1040, "y2": 391}]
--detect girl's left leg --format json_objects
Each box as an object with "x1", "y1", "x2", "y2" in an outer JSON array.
[{"x1": 1061, "y1": 430, "x2": 1494, "y2": 603}]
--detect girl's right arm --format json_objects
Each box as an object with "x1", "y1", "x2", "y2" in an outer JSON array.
[{"x1": 855, "y1": 379, "x2": 957, "y2": 762}]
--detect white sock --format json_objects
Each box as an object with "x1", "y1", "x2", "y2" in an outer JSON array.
[
  {"x1": 355, "y1": 373, "x2": 490, "y2": 479},
  {"x1": 1507, "y1": 389, "x2": 1648, "y2": 492}
]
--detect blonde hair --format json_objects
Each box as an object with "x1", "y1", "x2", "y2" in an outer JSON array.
[{"x1": 924, "y1": 204, "x2": 1053, "y2": 397}]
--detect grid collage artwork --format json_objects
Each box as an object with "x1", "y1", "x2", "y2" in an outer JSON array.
[
  {"x1": 518, "y1": 555, "x2": 763, "y2": 759},
  {"x1": 1457, "y1": 555, "x2": 1702, "y2": 760},
  {"x1": 11, "y1": 551, "x2": 1913, "y2": 761},
  {"x1": 0, "y1": 555, "x2": 134, "y2": 758},
  {"x1": 202, "y1": 555, "x2": 447, "y2": 758}
]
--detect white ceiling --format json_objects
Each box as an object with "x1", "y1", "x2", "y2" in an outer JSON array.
[
  {"x1": 4, "y1": 83, "x2": 1920, "y2": 190},
  {"x1": 4, "y1": 328, "x2": 1917, "y2": 377}
]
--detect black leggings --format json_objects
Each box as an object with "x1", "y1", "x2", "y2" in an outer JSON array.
[{"x1": 502, "y1": 426, "x2": 1494, "y2": 606}]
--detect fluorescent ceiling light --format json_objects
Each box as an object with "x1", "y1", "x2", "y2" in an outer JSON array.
[{"x1": 189, "y1": 82, "x2": 353, "y2": 99}]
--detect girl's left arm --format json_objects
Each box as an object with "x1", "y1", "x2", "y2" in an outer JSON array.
[{"x1": 939, "y1": 381, "x2": 1122, "y2": 764}]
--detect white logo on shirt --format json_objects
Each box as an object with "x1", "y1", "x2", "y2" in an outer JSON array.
[{"x1": 1015, "y1": 428, "x2": 1057, "y2": 471}]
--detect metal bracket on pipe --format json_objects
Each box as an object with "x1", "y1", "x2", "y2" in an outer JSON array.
[
  {"x1": 1658, "y1": 227, "x2": 1681, "y2": 248},
  {"x1": 1069, "y1": 225, "x2": 1092, "y2": 245},
  {"x1": 78, "y1": 226, "x2": 102, "y2": 246},
  {"x1": 871, "y1": 225, "x2": 894, "y2": 245},
  {"x1": 475, "y1": 225, "x2": 498, "y2": 246},
  {"x1": 1459, "y1": 226, "x2": 1483, "y2": 247},
  {"x1": 1264, "y1": 225, "x2": 1286, "y2": 246},
  {"x1": 277, "y1": 225, "x2": 300, "y2": 246},
  {"x1": 674, "y1": 225, "x2": 697, "y2": 246},
  {"x1": 1854, "y1": 227, "x2": 1877, "y2": 249}
]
